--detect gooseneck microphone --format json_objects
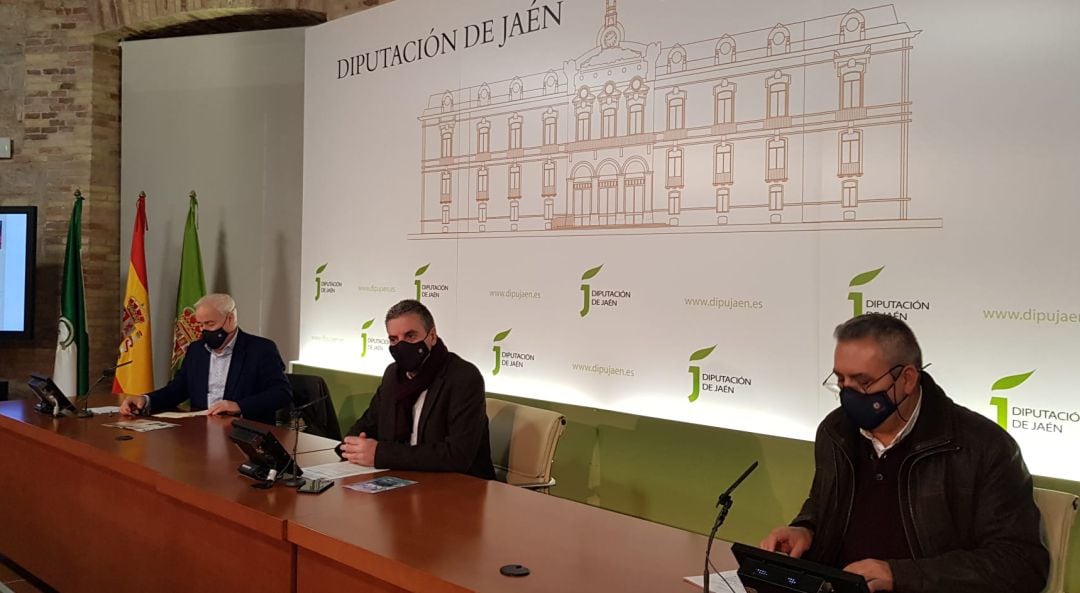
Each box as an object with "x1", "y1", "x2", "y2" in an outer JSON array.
[
  {"x1": 78, "y1": 360, "x2": 133, "y2": 418},
  {"x1": 279, "y1": 394, "x2": 331, "y2": 488},
  {"x1": 704, "y1": 461, "x2": 758, "y2": 593}
]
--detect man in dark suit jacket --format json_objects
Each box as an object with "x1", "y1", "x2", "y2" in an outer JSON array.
[
  {"x1": 119, "y1": 293, "x2": 291, "y2": 425},
  {"x1": 337, "y1": 299, "x2": 494, "y2": 480}
]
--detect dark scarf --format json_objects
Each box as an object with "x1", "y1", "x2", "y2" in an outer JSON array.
[{"x1": 390, "y1": 338, "x2": 449, "y2": 443}]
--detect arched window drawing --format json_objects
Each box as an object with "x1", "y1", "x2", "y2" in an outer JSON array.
[
  {"x1": 716, "y1": 187, "x2": 730, "y2": 213},
  {"x1": 767, "y1": 24, "x2": 791, "y2": 56},
  {"x1": 714, "y1": 80, "x2": 736, "y2": 125},
  {"x1": 441, "y1": 204, "x2": 450, "y2": 225},
  {"x1": 543, "y1": 109, "x2": 558, "y2": 145},
  {"x1": 508, "y1": 163, "x2": 521, "y2": 199},
  {"x1": 478, "y1": 202, "x2": 487, "y2": 224},
  {"x1": 666, "y1": 89, "x2": 686, "y2": 130},
  {"x1": 543, "y1": 72, "x2": 558, "y2": 95},
  {"x1": 542, "y1": 160, "x2": 557, "y2": 196},
  {"x1": 714, "y1": 143, "x2": 734, "y2": 185},
  {"x1": 625, "y1": 77, "x2": 648, "y2": 135},
  {"x1": 840, "y1": 10, "x2": 866, "y2": 44},
  {"x1": 666, "y1": 147, "x2": 684, "y2": 188},
  {"x1": 841, "y1": 69, "x2": 863, "y2": 110},
  {"x1": 476, "y1": 167, "x2": 488, "y2": 201},
  {"x1": 476, "y1": 119, "x2": 490, "y2": 154},
  {"x1": 601, "y1": 106, "x2": 617, "y2": 138},
  {"x1": 839, "y1": 129, "x2": 862, "y2": 177},
  {"x1": 440, "y1": 171, "x2": 452, "y2": 203},
  {"x1": 597, "y1": 161, "x2": 619, "y2": 226},
  {"x1": 508, "y1": 114, "x2": 523, "y2": 150},
  {"x1": 766, "y1": 71, "x2": 791, "y2": 119},
  {"x1": 668, "y1": 45, "x2": 687, "y2": 72},
  {"x1": 766, "y1": 137, "x2": 788, "y2": 182},
  {"x1": 624, "y1": 158, "x2": 647, "y2": 225},
  {"x1": 577, "y1": 110, "x2": 592, "y2": 141},
  {"x1": 478, "y1": 84, "x2": 491, "y2": 106},
  {"x1": 510, "y1": 78, "x2": 523, "y2": 101},
  {"x1": 570, "y1": 164, "x2": 594, "y2": 227},
  {"x1": 439, "y1": 123, "x2": 454, "y2": 158},
  {"x1": 715, "y1": 35, "x2": 736, "y2": 64},
  {"x1": 441, "y1": 91, "x2": 454, "y2": 111}
]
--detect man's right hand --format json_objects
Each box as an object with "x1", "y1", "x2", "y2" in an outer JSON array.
[
  {"x1": 119, "y1": 395, "x2": 147, "y2": 417},
  {"x1": 760, "y1": 526, "x2": 813, "y2": 558}
]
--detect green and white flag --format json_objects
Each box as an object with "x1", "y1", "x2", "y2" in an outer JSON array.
[
  {"x1": 170, "y1": 191, "x2": 207, "y2": 376},
  {"x1": 53, "y1": 190, "x2": 89, "y2": 399}
]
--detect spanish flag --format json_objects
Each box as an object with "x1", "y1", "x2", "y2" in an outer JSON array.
[{"x1": 113, "y1": 192, "x2": 154, "y2": 394}]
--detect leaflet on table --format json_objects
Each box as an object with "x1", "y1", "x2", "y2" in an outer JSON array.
[
  {"x1": 345, "y1": 476, "x2": 416, "y2": 493},
  {"x1": 300, "y1": 461, "x2": 384, "y2": 480},
  {"x1": 102, "y1": 419, "x2": 180, "y2": 432},
  {"x1": 153, "y1": 410, "x2": 210, "y2": 418}
]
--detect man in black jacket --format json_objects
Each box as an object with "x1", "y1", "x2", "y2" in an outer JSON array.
[
  {"x1": 337, "y1": 299, "x2": 494, "y2": 480},
  {"x1": 761, "y1": 313, "x2": 1048, "y2": 593},
  {"x1": 119, "y1": 293, "x2": 291, "y2": 425}
]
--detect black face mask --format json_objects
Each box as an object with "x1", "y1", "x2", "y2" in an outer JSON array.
[
  {"x1": 389, "y1": 337, "x2": 430, "y2": 373},
  {"x1": 839, "y1": 386, "x2": 900, "y2": 431},
  {"x1": 202, "y1": 327, "x2": 230, "y2": 350}
]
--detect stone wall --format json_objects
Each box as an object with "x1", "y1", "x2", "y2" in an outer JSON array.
[{"x1": 0, "y1": 0, "x2": 391, "y2": 398}]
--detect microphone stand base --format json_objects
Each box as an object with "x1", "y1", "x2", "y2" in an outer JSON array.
[
  {"x1": 76, "y1": 410, "x2": 94, "y2": 418},
  {"x1": 280, "y1": 476, "x2": 305, "y2": 488}
]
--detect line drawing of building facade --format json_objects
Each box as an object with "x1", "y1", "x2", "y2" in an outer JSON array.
[{"x1": 416, "y1": 2, "x2": 940, "y2": 238}]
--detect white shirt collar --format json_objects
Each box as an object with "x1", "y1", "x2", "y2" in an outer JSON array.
[{"x1": 859, "y1": 389, "x2": 922, "y2": 457}]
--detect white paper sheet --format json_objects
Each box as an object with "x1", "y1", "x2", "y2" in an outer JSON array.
[
  {"x1": 683, "y1": 571, "x2": 746, "y2": 593},
  {"x1": 300, "y1": 461, "x2": 384, "y2": 480}
]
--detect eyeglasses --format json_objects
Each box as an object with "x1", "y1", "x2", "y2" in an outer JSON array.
[{"x1": 821, "y1": 364, "x2": 904, "y2": 395}]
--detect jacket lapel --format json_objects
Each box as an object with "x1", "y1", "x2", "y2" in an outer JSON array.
[
  {"x1": 223, "y1": 330, "x2": 246, "y2": 400},
  {"x1": 414, "y1": 360, "x2": 451, "y2": 440}
]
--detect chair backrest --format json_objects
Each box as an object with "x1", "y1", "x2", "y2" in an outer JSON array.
[
  {"x1": 283, "y1": 373, "x2": 342, "y2": 441},
  {"x1": 485, "y1": 398, "x2": 566, "y2": 488},
  {"x1": 1034, "y1": 487, "x2": 1079, "y2": 593}
]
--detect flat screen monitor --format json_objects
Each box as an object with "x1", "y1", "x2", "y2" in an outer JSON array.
[
  {"x1": 731, "y1": 542, "x2": 870, "y2": 593},
  {"x1": 0, "y1": 206, "x2": 36, "y2": 339}
]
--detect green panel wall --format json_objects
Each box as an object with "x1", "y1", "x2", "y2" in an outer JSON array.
[{"x1": 294, "y1": 364, "x2": 1080, "y2": 591}]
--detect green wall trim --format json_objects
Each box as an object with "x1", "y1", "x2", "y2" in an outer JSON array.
[{"x1": 292, "y1": 364, "x2": 1079, "y2": 590}]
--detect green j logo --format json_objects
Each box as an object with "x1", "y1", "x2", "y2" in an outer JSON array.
[
  {"x1": 414, "y1": 263, "x2": 430, "y2": 301},
  {"x1": 360, "y1": 318, "x2": 374, "y2": 358},
  {"x1": 491, "y1": 329, "x2": 511, "y2": 375},
  {"x1": 314, "y1": 263, "x2": 328, "y2": 302},
  {"x1": 847, "y1": 266, "x2": 883, "y2": 316},
  {"x1": 579, "y1": 265, "x2": 603, "y2": 318},
  {"x1": 687, "y1": 345, "x2": 717, "y2": 403},
  {"x1": 989, "y1": 370, "x2": 1035, "y2": 429}
]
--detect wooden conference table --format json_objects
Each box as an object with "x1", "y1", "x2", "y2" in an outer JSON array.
[{"x1": 0, "y1": 397, "x2": 735, "y2": 593}]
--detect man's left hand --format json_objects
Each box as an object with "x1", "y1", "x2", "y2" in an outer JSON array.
[
  {"x1": 843, "y1": 559, "x2": 893, "y2": 592},
  {"x1": 208, "y1": 400, "x2": 241, "y2": 416},
  {"x1": 341, "y1": 433, "x2": 378, "y2": 467}
]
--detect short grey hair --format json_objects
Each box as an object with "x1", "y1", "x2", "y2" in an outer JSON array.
[
  {"x1": 385, "y1": 299, "x2": 434, "y2": 331},
  {"x1": 834, "y1": 313, "x2": 922, "y2": 368},
  {"x1": 195, "y1": 293, "x2": 237, "y2": 322}
]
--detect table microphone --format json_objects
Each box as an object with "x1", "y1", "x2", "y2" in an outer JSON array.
[
  {"x1": 78, "y1": 360, "x2": 133, "y2": 418},
  {"x1": 704, "y1": 461, "x2": 758, "y2": 593},
  {"x1": 280, "y1": 394, "x2": 331, "y2": 488}
]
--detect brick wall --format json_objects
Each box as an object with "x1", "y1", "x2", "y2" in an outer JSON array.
[{"x1": 0, "y1": 0, "x2": 390, "y2": 399}]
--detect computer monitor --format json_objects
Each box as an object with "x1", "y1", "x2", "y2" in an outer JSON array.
[
  {"x1": 27, "y1": 374, "x2": 77, "y2": 415},
  {"x1": 0, "y1": 206, "x2": 37, "y2": 340},
  {"x1": 731, "y1": 542, "x2": 870, "y2": 593},
  {"x1": 228, "y1": 419, "x2": 301, "y2": 480}
]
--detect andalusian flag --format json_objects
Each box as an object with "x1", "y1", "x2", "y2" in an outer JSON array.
[
  {"x1": 113, "y1": 192, "x2": 154, "y2": 394},
  {"x1": 170, "y1": 191, "x2": 206, "y2": 376},
  {"x1": 53, "y1": 190, "x2": 89, "y2": 399}
]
